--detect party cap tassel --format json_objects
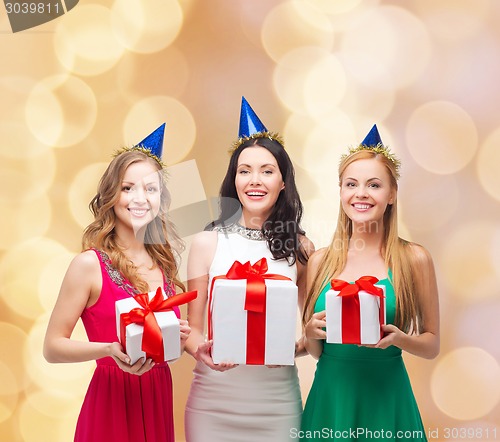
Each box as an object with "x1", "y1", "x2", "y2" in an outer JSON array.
[
  {"x1": 136, "y1": 123, "x2": 166, "y2": 159},
  {"x1": 239, "y1": 97, "x2": 268, "y2": 138},
  {"x1": 360, "y1": 124, "x2": 383, "y2": 147}
]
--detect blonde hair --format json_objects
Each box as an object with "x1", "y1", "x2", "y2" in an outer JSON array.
[
  {"x1": 82, "y1": 150, "x2": 186, "y2": 293},
  {"x1": 303, "y1": 150, "x2": 421, "y2": 333}
]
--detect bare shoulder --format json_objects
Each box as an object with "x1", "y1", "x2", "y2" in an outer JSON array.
[
  {"x1": 188, "y1": 230, "x2": 218, "y2": 274},
  {"x1": 59, "y1": 249, "x2": 101, "y2": 296},
  {"x1": 70, "y1": 249, "x2": 100, "y2": 273},
  {"x1": 308, "y1": 247, "x2": 327, "y2": 269},
  {"x1": 298, "y1": 234, "x2": 315, "y2": 258},
  {"x1": 190, "y1": 230, "x2": 218, "y2": 251}
]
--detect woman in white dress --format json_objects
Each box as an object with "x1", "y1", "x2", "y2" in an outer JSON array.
[{"x1": 184, "y1": 98, "x2": 314, "y2": 441}]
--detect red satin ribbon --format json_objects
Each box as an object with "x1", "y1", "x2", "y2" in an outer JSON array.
[
  {"x1": 330, "y1": 276, "x2": 385, "y2": 344},
  {"x1": 120, "y1": 287, "x2": 197, "y2": 363},
  {"x1": 209, "y1": 258, "x2": 291, "y2": 364}
]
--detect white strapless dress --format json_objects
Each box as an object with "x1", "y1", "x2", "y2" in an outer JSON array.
[{"x1": 184, "y1": 228, "x2": 302, "y2": 442}]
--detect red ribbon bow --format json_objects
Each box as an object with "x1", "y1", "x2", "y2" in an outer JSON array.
[
  {"x1": 330, "y1": 276, "x2": 385, "y2": 344},
  {"x1": 120, "y1": 287, "x2": 197, "y2": 363},
  {"x1": 209, "y1": 257, "x2": 291, "y2": 364}
]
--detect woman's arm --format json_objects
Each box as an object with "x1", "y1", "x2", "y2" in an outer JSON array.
[
  {"x1": 303, "y1": 248, "x2": 327, "y2": 360},
  {"x1": 376, "y1": 244, "x2": 440, "y2": 359},
  {"x1": 43, "y1": 250, "x2": 154, "y2": 375},
  {"x1": 184, "y1": 231, "x2": 235, "y2": 371},
  {"x1": 295, "y1": 235, "x2": 315, "y2": 357}
]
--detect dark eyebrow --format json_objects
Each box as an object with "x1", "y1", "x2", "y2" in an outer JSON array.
[{"x1": 237, "y1": 163, "x2": 277, "y2": 168}]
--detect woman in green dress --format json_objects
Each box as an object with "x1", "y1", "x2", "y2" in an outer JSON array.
[{"x1": 300, "y1": 125, "x2": 439, "y2": 441}]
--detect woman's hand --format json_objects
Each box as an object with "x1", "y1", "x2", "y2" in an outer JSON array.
[
  {"x1": 305, "y1": 310, "x2": 327, "y2": 340},
  {"x1": 195, "y1": 340, "x2": 238, "y2": 372},
  {"x1": 109, "y1": 342, "x2": 155, "y2": 376},
  {"x1": 179, "y1": 319, "x2": 191, "y2": 352},
  {"x1": 375, "y1": 324, "x2": 406, "y2": 349}
]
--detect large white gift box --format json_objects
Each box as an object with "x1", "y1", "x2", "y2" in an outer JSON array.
[
  {"x1": 326, "y1": 277, "x2": 386, "y2": 345},
  {"x1": 115, "y1": 288, "x2": 180, "y2": 364},
  {"x1": 209, "y1": 277, "x2": 298, "y2": 365}
]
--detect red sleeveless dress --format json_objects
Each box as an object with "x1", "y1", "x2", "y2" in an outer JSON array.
[{"x1": 75, "y1": 249, "x2": 180, "y2": 442}]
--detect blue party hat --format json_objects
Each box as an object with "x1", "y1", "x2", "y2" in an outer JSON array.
[
  {"x1": 136, "y1": 123, "x2": 165, "y2": 159},
  {"x1": 361, "y1": 124, "x2": 383, "y2": 147},
  {"x1": 239, "y1": 97, "x2": 268, "y2": 138}
]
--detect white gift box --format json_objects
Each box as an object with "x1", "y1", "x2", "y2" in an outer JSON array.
[
  {"x1": 326, "y1": 284, "x2": 386, "y2": 345},
  {"x1": 210, "y1": 278, "x2": 298, "y2": 365},
  {"x1": 115, "y1": 290, "x2": 180, "y2": 364}
]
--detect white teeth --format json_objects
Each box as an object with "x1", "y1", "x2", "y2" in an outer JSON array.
[
  {"x1": 354, "y1": 204, "x2": 371, "y2": 209},
  {"x1": 129, "y1": 209, "x2": 148, "y2": 216},
  {"x1": 247, "y1": 192, "x2": 266, "y2": 196}
]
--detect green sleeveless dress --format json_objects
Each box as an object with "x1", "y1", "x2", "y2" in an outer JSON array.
[{"x1": 300, "y1": 278, "x2": 427, "y2": 441}]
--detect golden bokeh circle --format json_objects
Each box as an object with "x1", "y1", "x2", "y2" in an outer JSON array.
[
  {"x1": 123, "y1": 96, "x2": 196, "y2": 165},
  {"x1": 261, "y1": 1, "x2": 334, "y2": 63},
  {"x1": 25, "y1": 75, "x2": 98, "y2": 148},
  {"x1": 304, "y1": 53, "x2": 347, "y2": 118},
  {"x1": 54, "y1": 4, "x2": 125, "y2": 76},
  {"x1": 283, "y1": 113, "x2": 316, "y2": 169},
  {"x1": 0, "y1": 193, "x2": 52, "y2": 251},
  {"x1": 414, "y1": 0, "x2": 490, "y2": 42},
  {"x1": 431, "y1": 347, "x2": 500, "y2": 420},
  {"x1": 273, "y1": 47, "x2": 340, "y2": 115},
  {"x1": 302, "y1": 109, "x2": 356, "y2": 175},
  {"x1": 0, "y1": 323, "x2": 28, "y2": 393},
  {"x1": 476, "y1": 127, "x2": 500, "y2": 202},
  {"x1": 340, "y1": 5, "x2": 431, "y2": 89},
  {"x1": 455, "y1": 301, "x2": 500, "y2": 362},
  {"x1": 440, "y1": 221, "x2": 500, "y2": 302},
  {"x1": 26, "y1": 315, "x2": 95, "y2": 393},
  {"x1": 493, "y1": 227, "x2": 500, "y2": 282},
  {"x1": 341, "y1": 80, "x2": 396, "y2": 122},
  {"x1": 305, "y1": 0, "x2": 364, "y2": 15},
  {"x1": 0, "y1": 78, "x2": 52, "y2": 159},
  {"x1": 116, "y1": 47, "x2": 190, "y2": 101},
  {"x1": 0, "y1": 148, "x2": 55, "y2": 205},
  {"x1": 68, "y1": 162, "x2": 108, "y2": 229},
  {"x1": 26, "y1": 390, "x2": 82, "y2": 419},
  {"x1": 111, "y1": 0, "x2": 184, "y2": 54},
  {"x1": 406, "y1": 101, "x2": 478, "y2": 174},
  {"x1": 399, "y1": 170, "x2": 459, "y2": 231},
  {"x1": 0, "y1": 238, "x2": 68, "y2": 319},
  {"x1": 0, "y1": 361, "x2": 19, "y2": 424},
  {"x1": 38, "y1": 251, "x2": 77, "y2": 312},
  {"x1": 19, "y1": 396, "x2": 81, "y2": 442}
]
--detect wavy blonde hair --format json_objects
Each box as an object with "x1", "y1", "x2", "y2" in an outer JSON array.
[
  {"x1": 82, "y1": 150, "x2": 185, "y2": 293},
  {"x1": 303, "y1": 150, "x2": 421, "y2": 333}
]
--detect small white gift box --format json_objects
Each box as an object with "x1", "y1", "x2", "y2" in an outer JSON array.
[
  {"x1": 115, "y1": 288, "x2": 180, "y2": 364},
  {"x1": 326, "y1": 277, "x2": 386, "y2": 345}
]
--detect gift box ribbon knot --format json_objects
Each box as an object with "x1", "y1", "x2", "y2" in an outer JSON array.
[
  {"x1": 120, "y1": 287, "x2": 197, "y2": 363},
  {"x1": 209, "y1": 257, "x2": 291, "y2": 364},
  {"x1": 330, "y1": 275, "x2": 385, "y2": 344}
]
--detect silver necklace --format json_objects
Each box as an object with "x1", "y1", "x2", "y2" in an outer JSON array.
[{"x1": 217, "y1": 223, "x2": 266, "y2": 241}]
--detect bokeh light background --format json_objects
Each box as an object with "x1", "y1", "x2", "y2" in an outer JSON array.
[{"x1": 1, "y1": 0, "x2": 500, "y2": 440}]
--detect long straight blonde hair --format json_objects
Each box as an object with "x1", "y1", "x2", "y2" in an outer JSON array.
[
  {"x1": 82, "y1": 150, "x2": 185, "y2": 293},
  {"x1": 302, "y1": 150, "x2": 421, "y2": 333}
]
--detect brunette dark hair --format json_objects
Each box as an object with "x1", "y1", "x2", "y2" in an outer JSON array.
[{"x1": 207, "y1": 137, "x2": 308, "y2": 265}]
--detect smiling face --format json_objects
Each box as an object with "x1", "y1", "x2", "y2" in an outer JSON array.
[
  {"x1": 340, "y1": 157, "x2": 396, "y2": 230},
  {"x1": 235, "y1": 146, "x2": 285, "y2": 221},
  {"x1": 113, "y1": 160, "x2": 161, "y2": 235}
]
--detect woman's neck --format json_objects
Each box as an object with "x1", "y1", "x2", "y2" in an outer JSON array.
[
  {"x1": 114, "y1": 225, "x2": 148, "y2": 254},
  {"x1": 238, "y1": 212, "x2": 267, "y2": 230},
  {"x1": 349, "y1": 221, "x2": 385, "y2": 251}
]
